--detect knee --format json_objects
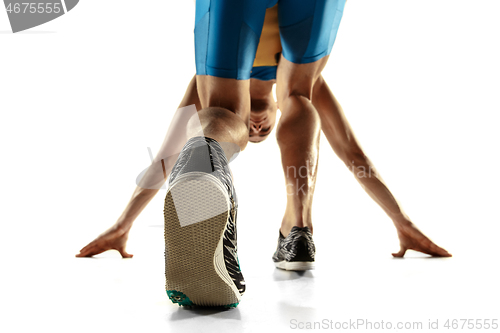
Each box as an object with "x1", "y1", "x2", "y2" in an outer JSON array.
[
  {"x1": 197, "y1": 107, "x2": 249, "y2": 150},
  {"x1": 277, "y1": 86, "x2": 314, "y2": 111},
  {"x1": 276, "y1": 55, "x2": 326, "y2": 106},
  {"x1": 276, "y1": 97, "x2": 320, "y2": 145},
  {"x1": 276, "y1": 72, "x2": 314, "y2": 108}
]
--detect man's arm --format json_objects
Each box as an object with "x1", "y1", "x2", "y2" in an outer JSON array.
[
  {"x1": 311, "y1": 75, "x2": 451, "y2": 257},
  {"x1": 76, "y1": 76, "x2": 202, "y2": 258}
]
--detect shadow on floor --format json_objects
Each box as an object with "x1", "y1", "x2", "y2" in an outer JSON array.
[
  {"x1": 273, "y1": 269, "x2": 315, "y2": 281},
  {"x1": 167, "y1": 305, "x2": 242, "y2": 321}
]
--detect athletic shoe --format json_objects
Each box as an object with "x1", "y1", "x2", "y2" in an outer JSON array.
[
  {"x1": 164, "y1": 136, "x2": 245, "y2": 308},
  {"x1": 272, "y1": 226, "x2": 315, "y2": 271}
]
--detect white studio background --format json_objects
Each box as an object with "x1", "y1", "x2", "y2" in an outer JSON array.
[{"x1": 1, "y1": 0, "x2": 499, "y2": 332}]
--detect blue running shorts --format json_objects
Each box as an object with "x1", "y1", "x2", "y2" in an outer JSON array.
[{"x1": 195, "y1": 0, "x2": 346, "y2": 80}]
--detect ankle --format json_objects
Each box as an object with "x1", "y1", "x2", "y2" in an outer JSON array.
[{"x1": 280, "y1": 221, "x2": 313, "y2": 237}]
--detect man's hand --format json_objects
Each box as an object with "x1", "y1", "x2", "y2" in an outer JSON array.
[
  {"x1": 76, "y1": 226, "x2": 133, "y2": 258},
  {"x1": 392, "y1": 222, "x2": 452, "y2": 258}
]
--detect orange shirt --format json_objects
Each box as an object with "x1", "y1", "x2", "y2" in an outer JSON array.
[{"x1": 253, "y1": 5, "x2": 281, "y2": 67}]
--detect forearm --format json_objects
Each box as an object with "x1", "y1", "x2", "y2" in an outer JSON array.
[
  {"x1": 115, "y1": 187, "x2": 159, "y2": 230},
  {"x1": 312, "y1": 76, "x2": 410, "y2": 225},
  {"x1": 115, "y1": 75, "x2": 202, "y2": 230}
]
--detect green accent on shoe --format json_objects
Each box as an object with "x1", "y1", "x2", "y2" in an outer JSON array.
[
  {"x1": 223, "y1": 302, "x2": 239, "y2": 309},
  {"x1": 166, "y1": 290, "x2": 194, "y2": 306}
]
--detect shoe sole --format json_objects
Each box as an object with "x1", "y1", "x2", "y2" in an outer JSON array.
[
  {"x1": 274, "y1": 261, "x2": 315, "y2": 271},
  {"x1": 164, "y1": 172, "x2": 241, "y2": 307}
]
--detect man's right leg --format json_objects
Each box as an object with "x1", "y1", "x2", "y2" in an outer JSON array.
[
  {"x1": 164, "y1": 79, "x2": 250, "y2": 307},
  {"x1": 195, "y1": 76, "x2": 250, "y2": 151},
  {"x1": 164, "y1": 0, "x2": 271, "y2": 307},
  {"x1": 164, "y1": 77, "x2": 252, "y2": 307}
]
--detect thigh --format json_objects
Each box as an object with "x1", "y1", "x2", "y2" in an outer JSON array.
[
  {"x1": 195, "y1": 0, "x2": 273, "y2": 80},
  {"x1": 195, "y1": 0, "x2": 275, "y2": 122},
  {"x1": 277, "y1": 0, "x2": 346, "y2": 64},
  {"x1": 276, "y1": 54, "x2": 329, "y2": 103},
  {"x1": 196, "y1": 76, "x2": 251, "y2": 124},
  {"x1": 276, "y1": 0, "x2": 346, "y2": 100}
]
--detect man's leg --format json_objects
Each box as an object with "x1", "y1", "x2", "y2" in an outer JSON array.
[
  {"x1": 194, "y1": 0, "x2": 272, "y2": 144},
  {"x1": 273, "y1": 0, "x2": 346, "y2": 238},
  {"x1": 270, "y1": 55, "x2": 327, "y2": 271},
  {"x1": 275, "y1": 57, "x2": 327, "y2": 237},
  {"x1": 195, "y1": 76, "x2": 250, "y2": 150},
  {"x1": 270, "y1": 0, "x2": 346, "y2": 270},
  {"x1": 164, "y1": 0, "x2": 272, "y2": 306},
  {"x1": 163, "y1": 83, "x2": 250, "y2": 307}
]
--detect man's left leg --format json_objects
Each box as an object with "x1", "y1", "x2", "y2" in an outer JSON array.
[
  {"x1": 276, "y1": 88, "x2": 321, "y2": 238},
  {"x1": 273, "y1": 80, "x2": 321, "y2": 271},
  {"x1": 271, "y1": 0, "x2": 346, "y2": 270},
  {"x1": 271, "y1": 55, "x2": 327, "y2": 271}
]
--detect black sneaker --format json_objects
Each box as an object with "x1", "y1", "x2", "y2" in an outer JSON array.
[
  {"x1": 272, "y1": 226, "x2": 315, "y2": 271},
  {"x1": 164, "y1": 136, "x2": 245, "y2": 308}
]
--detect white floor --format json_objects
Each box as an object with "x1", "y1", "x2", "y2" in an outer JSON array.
[
  {"x1": 2, "y1": 1, "x2": 500, "y2": 332},
  {"x1": 2, "y1": 224, "x2": 498, "y2": 333}
]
